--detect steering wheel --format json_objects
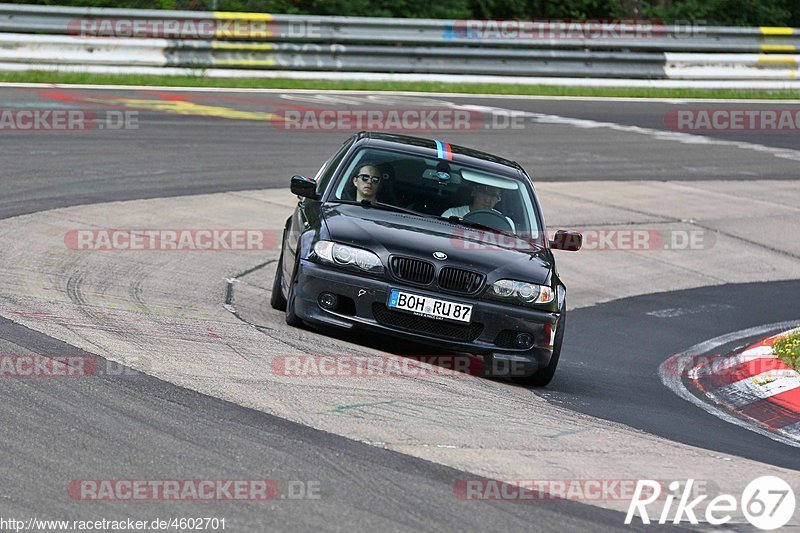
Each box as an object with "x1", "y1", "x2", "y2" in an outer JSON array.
[{"x1": 463, "y1": 209, "x2": 513, "y2": 232}]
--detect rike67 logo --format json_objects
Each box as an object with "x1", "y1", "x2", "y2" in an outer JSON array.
[{"x1": 626, "y1": 476, "x2": 796, "y2": 530}]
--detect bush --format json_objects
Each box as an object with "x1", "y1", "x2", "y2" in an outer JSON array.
[{"x1": 773, "y1": 329, "x2": 800, "y2": 371}]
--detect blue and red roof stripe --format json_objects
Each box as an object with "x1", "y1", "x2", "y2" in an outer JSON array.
[{"x1": 434, "y1": 140, "x2": 453, "y2": 161}]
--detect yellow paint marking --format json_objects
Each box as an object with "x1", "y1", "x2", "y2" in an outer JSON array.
[
  {"x1": 214, "y1": 11, "x2": 273, "y2": 21},
  {"x1": 215, "y1": 29, "x2": 272, "y2": 38},
  {"x1": 211, "y1": 42, "x2": 274, "y2": 51},
  {"x1": 213, "y1": 11, "x2": 274, "y2": 39},
  {"x1": 757, "y1": 56, "x2": 797, "y2": 64},
  {"x1": 86, "y1": 97, "x2": 280, "y2": 122},
  {"x1": 761, "y1": 45, "x2": 796, "y2": 52},
  {"x1": 760, "y1": 27, "x2": 794, "y2": 36}
]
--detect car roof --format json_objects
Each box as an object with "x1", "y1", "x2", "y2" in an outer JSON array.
[{"x1": 356, "y1": 132, "x2": 526, "y2": 178}]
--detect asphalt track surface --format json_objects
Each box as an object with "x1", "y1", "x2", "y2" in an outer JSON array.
[
  {"x1": 545, "y1": 280, "x2": 800, "y2": 471},
  {"x1": 0, "y1": 86, "x2": 798, "y2": 530},
  {"x1": 2, "y1": 87, "x2": 799, "y2": 218},
  {"x1": 0, "y1": 316, "x2": 645, "y2": 531}
]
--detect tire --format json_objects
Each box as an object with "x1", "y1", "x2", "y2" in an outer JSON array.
[
  {"x1": 270, "y1": 249, "x2": 287, "y2": 311},
  {"x1": 514, "y1": 307, "x2": 566, "y2": 387}
]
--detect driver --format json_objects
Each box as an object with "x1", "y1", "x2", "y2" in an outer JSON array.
[{"x1": 442, "y1": 183, "x2": 515, "y2": 230}]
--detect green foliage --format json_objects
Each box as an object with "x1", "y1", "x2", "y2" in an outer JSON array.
[
  {"x1": 642, "y1": 0, "x2": 793, "y2": 26},
  {"x1": 1, "y1": 0, "x2": 797, "y2": 25},
  {"x1": 470, "y1": 0, "x2": 630, "y2": 20},
  {"x1": 774, "y1": 330, "x2": 800, "y2": 371},
  {"x1": 1, "y1": 70, "x2": 799, "y2": 99}
]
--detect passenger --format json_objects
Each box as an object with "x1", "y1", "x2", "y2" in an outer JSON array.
[
  {"x1": 352, "y1": 164, "x2": 382, "y2": 203},
  {"x1": 442, "y1": 183, "x2": 515, "y2": 230}
]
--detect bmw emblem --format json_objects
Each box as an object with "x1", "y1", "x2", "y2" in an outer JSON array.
[{"x1": 433, "y1": 251, "x2": 447, "y2": 261}]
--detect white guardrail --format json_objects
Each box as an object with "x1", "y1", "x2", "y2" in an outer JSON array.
[{"x1": 0, "y1": 3, "x2": 798, "y2": 87}]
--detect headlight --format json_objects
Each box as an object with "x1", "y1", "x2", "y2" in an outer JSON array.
[
  {"x1": 313, "y1": 241, "x2": 383, "y2": 274},
  {"x1": 487, "y1": 279, "x2": 554, "y2": 305}
]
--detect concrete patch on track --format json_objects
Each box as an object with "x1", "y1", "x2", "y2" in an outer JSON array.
[
  {"x1": 0, "y1": 179, "x2": 799, "y2": 519},
  {"x1": 539, "y1": 180, "x2": 800, "y2": 308}
]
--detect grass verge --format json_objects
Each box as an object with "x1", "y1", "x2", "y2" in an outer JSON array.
[
  {"x1": 1, "y1": 71, "x2": 799, "y2": 99},
  {"x1": 773, "y1": 329, "x2": 800, "y2": 371}
]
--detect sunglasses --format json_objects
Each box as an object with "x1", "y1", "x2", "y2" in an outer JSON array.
[{"x1": 356, "y1": 174, "x2": 382, "y2": 184}]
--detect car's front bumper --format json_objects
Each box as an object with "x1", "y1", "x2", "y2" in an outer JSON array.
[{"x1": 291, "y1": 260, "x2": 561, "y2": 377}]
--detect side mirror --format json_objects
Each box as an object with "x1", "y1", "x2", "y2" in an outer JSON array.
[
  {"x1": 550, "y1": 229, "x2": 582, "y2": 251},
  {"x1": 291, "y1": 175, "x2": 318, "y2": 199}
]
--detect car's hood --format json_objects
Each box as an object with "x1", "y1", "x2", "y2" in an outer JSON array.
[{"x1": 321, "y1": 203, "x2": 552, "y2": 284}]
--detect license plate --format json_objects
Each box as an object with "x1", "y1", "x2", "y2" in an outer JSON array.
[{"x1": 387, "y1": 289, "x2": 473, "y2": 323}]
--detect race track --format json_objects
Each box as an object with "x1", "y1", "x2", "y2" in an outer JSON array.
[{"x1": 1, "y1": 85, "x2": 798, "y2": 531}]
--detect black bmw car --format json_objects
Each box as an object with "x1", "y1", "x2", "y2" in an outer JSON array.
[{"x1": 271, "y1": 132, "x2": 581, "y2": 386}]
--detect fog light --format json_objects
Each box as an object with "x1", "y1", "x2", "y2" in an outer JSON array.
[
  {"x1": 515, "y1": 332, "x2": 534, "y2": 348},
  {"x1": 318, "y1": 292, "x2": 338, "y2": 310}
]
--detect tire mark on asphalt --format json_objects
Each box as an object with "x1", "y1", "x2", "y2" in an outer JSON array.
[
  {"x1": 65, "y1": 270, "x2": 88, "y2": 306},
  {"x1": 224, "y1": 259, "x2": 275, "y2": 323},
  {"x1": 223, "y1": 259, "x2": 399, "y2": 358},
  {"x1": 129, "y1": 272, "x2": 151, "y2": 313}
]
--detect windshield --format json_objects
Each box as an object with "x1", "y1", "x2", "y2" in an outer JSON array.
[{"x1": 330, "y1": 147, "x2": 543, "y2": 243}]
